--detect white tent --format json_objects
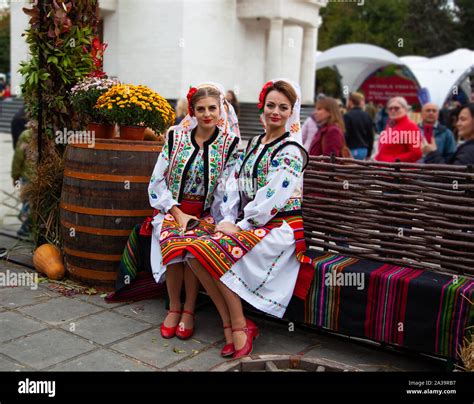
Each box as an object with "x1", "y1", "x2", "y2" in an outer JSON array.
[
  {"x1": 400, "y1": 49, "x2": 474, "y2": 107},
  {"x1": 315, "y1": 44, "x2": 474, "y2": 107},
  {"x1": 315, "y1": 44, "x2": 405, "y2": 93}
]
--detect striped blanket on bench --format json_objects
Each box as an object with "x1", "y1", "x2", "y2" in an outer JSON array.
[{"x1": 284, "y1": 251, "x2": 473, "y2": 360}]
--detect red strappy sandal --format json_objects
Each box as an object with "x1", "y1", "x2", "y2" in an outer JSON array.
[
  {"x1": 160, "y1": 310, "x2": 182, "y2": 339},
  {"x1": 232, "y1": 319, "x2": 259, "y2": 359},
  {"x1": 221, "y1": 325, "x2": 235, "y2": 358},
  {"x1": 175, "y1": 310, "x2": 195, "y2": 340}
]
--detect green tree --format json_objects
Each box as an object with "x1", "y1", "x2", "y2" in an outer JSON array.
[
  {"x1": 319, "y1": 0, "x2": 464, "y2": 57},
  {"x1": 455, "y1": 0, "x2": 474, "y2": 49},
  {"x1": 403, "y1": 0, "x2": 460, "y2": 57},
  {"x1": 0, "y1": 10, "x2": 10, "y2": 73},
  {"x1": 319, "y1": 0, "x2": 411, "y2": 55}
]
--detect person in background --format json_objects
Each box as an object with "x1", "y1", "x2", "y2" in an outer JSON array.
[
  {"x1": 439, "y1": 100, "x2": 451, "y2": 128},
  {"x1": 423, "y1": 103, "x2": 474, "y2": 165},
  {"x1": 449, "y1": 103, "x2": 464, "y2": 142},
  {"x1": 2, "y1": 84, "x2": 11, "y2": 99},
  {"x1": 444, "y1": 101, "x2": 463, "y2": 136},
  {"x1": 375, "y1": 97, "x2": 422, "y2": 163},
  {"x1": 343, "y1": 92, "x2": 374, "y2": 160},
  {"x1": 225, "y1": 90, "x2": 240, "y2": 117},
  {"x1": 309, "y1": 97, "x2": 346, "y2": 157},
  {"x1": 0, "y1": 78, "x2": 5, "y2": 97},
  {"x1": 11, "y1": 121, "x2": 37, "y2": 238},
  {"x1": 11, "y1": 106, "x2": 27, "y2": 150},
  {"x1": 375, "y1": 104, "x2": 389, "y2": 134},
  {"x1": 0, "y1": 78, "x2": 5, "y2": 117},
  {"x1": 418, "y1": 103, "x2": 456, "y2": 162},
  {"x1": 365, "y1": 101, "x2": 378, "y2": 122},
  {"x1": 337, "y1": 99, "x2": 346, "y2": 116},
  {"x1": 174, "y1": 98, "x2": 188, "y2": 125},
  {"x1": 301, "y1": 100, "x2": 318, "y2": 151}
]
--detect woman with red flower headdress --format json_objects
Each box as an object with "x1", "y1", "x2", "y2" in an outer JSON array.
[
  {"x1": 181, "y1": 79, "x2": 315, "y2": 359},
  {"x1": 107, "y1": 83, "x2": 240, "y2": 349}
]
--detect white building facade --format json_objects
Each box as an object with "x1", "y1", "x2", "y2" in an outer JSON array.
[{"x1": 11, "y1": 0, "x2": 326, "y2": 104}]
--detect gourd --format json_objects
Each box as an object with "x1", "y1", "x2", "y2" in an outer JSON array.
[
  {"x1": 144, "y1": 127, "x2": 164, "y2": 143},
  {"x1": 33, "y1": 244, "x2": 65, "y2": 280}
]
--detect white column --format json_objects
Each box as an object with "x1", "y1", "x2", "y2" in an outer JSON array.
[
  {"x1": 282, "y1": 25, "x2": 303, "y2": 83},
  {"x1": 300, "y1": 26, "x2": 317, "y2": 104},
  {"x1": 266, "y1": 18, "x2": 283, "y2": 80},
  {"x1": 101, "y1": 10, "x2": 119, "y2": 80},
  {"x1": 10, "y1": 0, "x2": 30, "y2": 97}
]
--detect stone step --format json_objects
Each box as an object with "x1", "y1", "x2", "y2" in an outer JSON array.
[{"x1": 0, "y1": 99, "x2": 24, "y2": 134}]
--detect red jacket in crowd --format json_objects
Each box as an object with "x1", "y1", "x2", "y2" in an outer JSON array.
[
  {"x1": 375, "y1": 115, "x2": 422, "y2": 163},
  {"x1": 309, "y1": 123, "x2": 345, "y2": 157}
]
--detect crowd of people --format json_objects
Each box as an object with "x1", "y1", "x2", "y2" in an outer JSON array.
[
  {"x1": 0, "y1": 77, "x2": 11, "y2": 99},
  {"x1": 301, "y1": 91, "x2": 474, "y2": 165}
]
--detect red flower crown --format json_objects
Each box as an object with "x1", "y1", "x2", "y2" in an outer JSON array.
[
  {"x1": 187, "y1": 86, "x2": 198, "y2": 116},
  {"x1": 257, "y1": 81, "x2": 274, "y2": 113}
]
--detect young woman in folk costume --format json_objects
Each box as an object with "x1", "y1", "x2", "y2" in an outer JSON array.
[
  {"x1": 183, "y1": 79, "x2": 314, "y2": 359},
  {"x1": 110, "y1": 83, "x2": 240, "y2": 345}
]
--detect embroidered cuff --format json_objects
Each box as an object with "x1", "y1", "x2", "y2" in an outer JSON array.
[
  {"x1": 236, "y1": 218, "x2": 254, "y2": 231},
  {"x1": 163, "y1": 200, "x2": 179, "y2": 214},
  {"x1": 220, "y1": 216, "x2": 236, "y2": 225}
]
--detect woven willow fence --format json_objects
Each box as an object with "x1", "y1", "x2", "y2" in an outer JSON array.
[{"x1": 303, "y1": 156, "x2": 474, "y2": 278}]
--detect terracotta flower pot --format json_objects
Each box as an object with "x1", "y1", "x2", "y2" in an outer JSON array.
[
  {"x1": 87, "y1": 122, "x2": 116, "y2": 139},
  {"x1": 119, "y1": 125, "x2": 146, "y2": 141}
]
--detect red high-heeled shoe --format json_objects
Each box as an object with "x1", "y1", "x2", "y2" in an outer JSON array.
[
  {"x1": 221, "y1": 325, "x2": 235, "y2": 358},
  {"x1": 232, "y1": 319, "x2": 259, "y2": 359},
  {"x1": 175, "y1": 310, "x2": 195, "y2": 340},
  {"x1": 160, "y1": 310, "x2": 182, "y2": 339}
]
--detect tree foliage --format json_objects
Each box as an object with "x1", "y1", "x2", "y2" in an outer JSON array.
[
  {"x1": 20, "y1": 0, "x2": 99, "y2": 247},
  {"x1": 319, "y1": 0, "x2": 469, "y2": 57},
  {"x1": 455, "y1": 0, "x2": 474, "y2": 49},
  {"x1": 0, "y1": 10, "x2": 9, "y2": 73}
]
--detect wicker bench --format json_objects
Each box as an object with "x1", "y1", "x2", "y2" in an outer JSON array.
[
  {"x1": 281, "y1": 156, "x2": 474, "y2": 365},
  {"x1": 154, "y1": 156, "x2": 473, "y2": 365}
]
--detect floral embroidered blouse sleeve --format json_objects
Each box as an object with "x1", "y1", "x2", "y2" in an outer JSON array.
[
  {"x1": 237, "y1": 144, "x2": 304, "y2": 231},
  {"x1": 211, "y1": 146, "x2": 240, "y2": 223},
  {"x1": 217, "y1": 152, "x2": 245, "y2": 224},
  {"x1": 148, "y1": 133, "x2": 179, "y2": 213}
]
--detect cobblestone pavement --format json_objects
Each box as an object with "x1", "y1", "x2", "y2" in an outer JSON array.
[{"x1": 0, "y1": 256, "x2": 445, "y2": 371}]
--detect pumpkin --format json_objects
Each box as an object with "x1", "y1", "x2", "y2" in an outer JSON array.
[
  {"x1": 144, "y1": 128, "x2": 164, "y2": 144},
  {"x1": 33, "y1": 244, "x2": 65, "y2": 280}
]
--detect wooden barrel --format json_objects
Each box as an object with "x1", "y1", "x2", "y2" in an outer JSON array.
[{"x1": 60, "y1": 138, "x2": 162, "y2": 288}]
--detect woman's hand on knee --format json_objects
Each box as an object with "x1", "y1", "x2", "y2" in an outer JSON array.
[
  {"x1": 215, "y1": 221, "x2": 240, "y2": 235},
  {"x1": 170, "y1": 207, "x2": 198, "y2": 232}
]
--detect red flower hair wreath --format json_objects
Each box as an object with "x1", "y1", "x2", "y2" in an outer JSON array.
[
  {"x1": 186, "y1": 86, "x2": 198, "y2": 116},
  {"x1": 257, "y1": 81, "x2": 274, "y2": 113}
]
